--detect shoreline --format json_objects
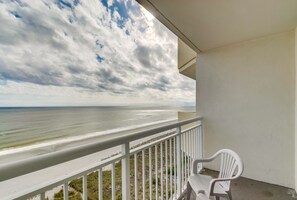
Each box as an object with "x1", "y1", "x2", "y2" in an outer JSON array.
[
  {"x1": 0, "y1": 118, "x2": 175, "y2": 164},
  {"x1": 0, "y1": 118, "x2": 175, "y2": 155}
]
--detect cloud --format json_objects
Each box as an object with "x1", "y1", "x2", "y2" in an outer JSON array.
[
  {"x1": 133, "y1": 44, "x2": 164, "y2": 70},
  {"x1": 0, "y1": 0, "x2": 195, "y2": 106}
]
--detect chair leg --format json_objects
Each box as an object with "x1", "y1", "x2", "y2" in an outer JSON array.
[
  {"x1": 215, "y1": 196, "x2": 220, "y2": 200},
  {"x1": 226, "y1": 191, "x2": 232, "y2": 200},
  {"x1": 187, "y1": 182, "x2": 192, "y2": 200}
]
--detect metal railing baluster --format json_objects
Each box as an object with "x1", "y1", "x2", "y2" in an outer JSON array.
[
  {"x1": 134, "y1": 153, "x2": 138, "y2": 200},
  {"x1": 176, "y1": 126, "x2": 182, "y2": 196},
  {"x1": 187, "y1": 131, "x2": 190, "y2": 179},
  {"x1": 181, "y1": 133, "x2": 184, "y2": 189},
  {"x1": 40, "y1": 192, "x2": 45, "y2": 200},
  {"x1": 161, "y1": 142, "x2": 163, "y2": 199},
  {"x1": 149, "y1": 147, "x2": 152, "y2": 200},
  {"x1": 174, "y1": 137, "x2": 176, "y2": 199},
  {"x1": 170, "y1": 138, "x2": 172, "y2": 198},
  {"x1": 63, "y1": 182, "x2": 68, "y2": 200},
  {"x1": 112, "y1": 163, "x2": 115, "y2": 200},
  {"x1": 165, "y1": 140, "x2": 168, "y2": 200},
  {"x1": 122, "y1": 143, "x2": 130, "y2": 200},
  {"x1": 155, "y1": 145, "x2": 158, "y2": 200},
  {"x1": 83, "y1": 174, "x2": 87, "y2": 200},
  {"x1": 98, "y1": 168, "x2": 103, "y2": 200},
  {"x1": 142, "y1": 150, "x2": 146, "y2": 200}
]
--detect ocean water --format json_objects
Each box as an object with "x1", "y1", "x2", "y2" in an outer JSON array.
[{"x1": 0, "y1": 107, "x2": 192, "y2": 151}]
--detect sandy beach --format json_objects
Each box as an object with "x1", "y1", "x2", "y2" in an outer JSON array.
[{"x1": 0, "y1": 119, "x2": 176, "y2": 199}]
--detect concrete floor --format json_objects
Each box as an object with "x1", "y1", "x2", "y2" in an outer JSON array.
[{"x1": 185, "y1": 169, "x2": 297, "y2": 200}]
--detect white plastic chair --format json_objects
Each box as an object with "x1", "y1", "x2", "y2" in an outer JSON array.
[{"x1": 187, "y1": 149, "x2": 244, "y2": 200}]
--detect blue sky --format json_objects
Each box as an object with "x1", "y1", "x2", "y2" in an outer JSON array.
[{"x1": 0, "y1": 0, "x2": 195, "y2": 107}]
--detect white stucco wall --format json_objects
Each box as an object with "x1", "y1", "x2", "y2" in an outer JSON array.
[
  {"x1": 196, "y1": 31, "x2": 295, "y2": 188},
  {"x1": 295, "y1": 28, "x2": 297, "y2": 192}
]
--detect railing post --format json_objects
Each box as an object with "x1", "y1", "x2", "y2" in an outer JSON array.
[
  {"x1": 200, "y1": 120, "x2": 204, "y2": 157},
  {"x1": 198, "y1": 120, "x2": 204, "y2": 170},
  {"x1": 63, "y1": 182, "x2": 69, "y2": 200},
  {"x1": 201, "y1": 120, "x2": 204, "y2": 159},
  {"x1": 40, "y1": 192, "x2": 45, "y2": 200},
  {"x1": 176, "y1": 126, "x2": 182, "y2": 196},
  {"x1": 122, "y1": 142, "x2": 130, "y2": 200},
  {"x1": 83, "y1": 174, "x2": 88, "y2": 200}
]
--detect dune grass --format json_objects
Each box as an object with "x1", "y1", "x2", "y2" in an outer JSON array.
[{"x1": 51, "y1": 140, "x2": 179, "y2": 200}]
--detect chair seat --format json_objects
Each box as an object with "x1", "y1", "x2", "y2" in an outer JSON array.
[
  {"x1": 189, "y1": 174, "x2": 227, "y2": 197},
  {"x1": 196, "y1": 193, "x2": 210, "y2": 200}
]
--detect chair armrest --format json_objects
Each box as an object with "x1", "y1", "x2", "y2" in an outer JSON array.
[
  {"x1": 192, "y1": 157, "x2": 215, "y2": 175},
  {"x1": 192, "y1": 153, "x2": 221, "y2": 175},
  {"x1": 208, "y1": 177, "x2": 236, "y2": 195}
]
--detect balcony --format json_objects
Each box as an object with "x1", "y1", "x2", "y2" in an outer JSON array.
[
  {"x1": 1, "y1": 0, "x2": 297, "y2": 199},
  {"x1": 0, "y1": 117, "x2": 203, "y2": 200},
  {"x1": 135, "y1": 0, "x2": 297, "y2": 197},
  {"x1": 0, "y1": 117, "x2": 296, "y2": 200}
]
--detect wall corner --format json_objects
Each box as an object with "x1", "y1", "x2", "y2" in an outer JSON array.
[{"x1": 295, "y1": 27, "x2": 297, "y2": 193}]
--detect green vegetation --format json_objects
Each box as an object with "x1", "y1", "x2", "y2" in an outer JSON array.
[
  {"x1": 52, "y1": 189, "x2": 82, "y2": 200},
  {"x1": 51, "y1": 139, "x2": 182, "y2": 200}
]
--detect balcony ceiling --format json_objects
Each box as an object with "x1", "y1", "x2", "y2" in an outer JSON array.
[{"x1": 137, "y1": 0, "x2": 297, "y2": 52}]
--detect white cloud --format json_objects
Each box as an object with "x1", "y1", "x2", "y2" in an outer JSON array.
[{"x1": 0, "y1": 0, "x2": 195, "y2": 107}]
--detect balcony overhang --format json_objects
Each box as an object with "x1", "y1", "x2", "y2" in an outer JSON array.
[
  {"x1": 178, "y1": 57, "x2": 196, "y2": 80},
  {"x1": 178, "y1": 39, "x2": 196, "y2": 79},
  {"x1": 136, "y1": 0, "x2": 297, "y2": 52}
]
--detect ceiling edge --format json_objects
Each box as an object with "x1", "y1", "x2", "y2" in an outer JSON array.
[
  {"x1": 136, "y1": 0, "x2": 202, "y2": 53},
  {"x1": 200, "y1": 29, "x2": 295, "y2": 54}
]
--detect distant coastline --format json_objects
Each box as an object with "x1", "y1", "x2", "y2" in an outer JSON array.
[
  {"x1": 0, "y1": 118, "x2": 175, "y2": 156},
  {"x1": 0, "y1": 106, "x2": 195, "y2": 164},
  {"x1": 0, "y1": 105, "x2": 195, "y2": 111}
]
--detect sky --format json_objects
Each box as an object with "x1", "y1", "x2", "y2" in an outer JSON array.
[{"x1": 0, "y1": 0, "x2": 195, "y2": 107}]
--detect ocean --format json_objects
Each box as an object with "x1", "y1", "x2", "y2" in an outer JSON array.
[{"x1": 0, "y1": 106, "x2": 194, "y2": 153}]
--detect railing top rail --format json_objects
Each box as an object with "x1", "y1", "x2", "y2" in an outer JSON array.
[
  {"x1": 130, "y1": 124, "x2": 201, "y2": 155},
  {"x1": 0, "y1": 116, "x2": 202, "y2": 181},
  {"x1": 5, "y1": 153, "x2": 125, "y2": 200}
]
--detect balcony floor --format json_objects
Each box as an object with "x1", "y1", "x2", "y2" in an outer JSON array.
[{"x1": 185, "y1": 169, "x2": 296, "y2": 200}]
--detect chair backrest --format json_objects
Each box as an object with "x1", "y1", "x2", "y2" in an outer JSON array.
[{"x1": 216, "y1": 149, "x2": 244, "y2": 190}]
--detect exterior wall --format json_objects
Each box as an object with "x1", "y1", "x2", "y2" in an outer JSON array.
[
  {"x1": 196, "y1": 31, "x2": 295, "y2": 188},
  {"x1": 295, "y1": 27, "x2": 297, "y2": 192}
]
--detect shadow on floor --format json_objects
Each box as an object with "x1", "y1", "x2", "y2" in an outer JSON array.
[{"x1": 184, "y1": 168, "x2": 296, "y2": 200}]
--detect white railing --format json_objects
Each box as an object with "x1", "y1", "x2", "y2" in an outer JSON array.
[{"x1": 0, "y1": 117, "x2": 203, "y2": 200}]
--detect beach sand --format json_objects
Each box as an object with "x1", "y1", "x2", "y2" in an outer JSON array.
[{"x1": 0, "y1": 119, "x2": 176, "y2": 199}]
